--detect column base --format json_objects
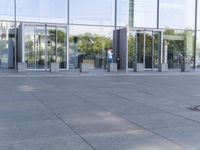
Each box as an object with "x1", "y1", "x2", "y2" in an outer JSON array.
[
  {"x1": 133, "y1": 63, "x2": 144, "y2": 72},
  {"x1": 158, "y1": 63, "x2": 168, "y2": 72},
  {"x1": 107, "y1": 63, "x2": 117, "y2": 72},
  {"x1": 50, "y1": 62, "x2": 59, "y2": 72},
  {"x1": 17, "y1": 62, "x2": 27, "y2": 72},
  {"x1": 181, "y1": 63, "x2": 191, "y2": 72}
]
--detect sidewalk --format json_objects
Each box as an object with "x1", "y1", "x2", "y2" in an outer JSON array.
[
  {"x1": 0, "y1": 70, "x2": 200, "y2": 149},
  {"x1": 1, "y1": 68, "x2": 200, "y2": 77}
]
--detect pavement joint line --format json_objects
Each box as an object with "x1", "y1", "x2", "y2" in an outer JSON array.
[
  {"x1": 29, "y1": 91, "x2": 96, "y2": 150},
  {"x1": 0, "y1": 72, "x2": 200, "y2": 78},
  {"x1": 71, "y1": 92, "x2": 187, "y2": 149},
  {"x1": 109, "y1": 91, "x2": 200, "y2": 128}
]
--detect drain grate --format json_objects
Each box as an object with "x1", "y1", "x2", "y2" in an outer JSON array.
[{"x1": 189, "y1": 105, "x2": 200, "y2": 111}]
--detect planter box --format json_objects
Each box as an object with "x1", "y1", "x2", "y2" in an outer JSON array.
[
  {"x1": 133, "y1": 63, "x2": 143, "y2": 72},
  {"x1": 50, "y1": 62, "x2": 59, "y2": 72},
  {"x1": 107, "y1": 63, "x2": 117, "y2": 72},
  {"x1": 80, "y1": 63, "x2": 92, "y2": 72},
  {"x1": 80, "y1": 60, "x2": 95, "y2": 72},
  {"x1": 158, "y1": 63, "x2": 168, "y2": 72},
  {"x1": 18, "y1": 62, "x2": 27, "y2": 72},
  {"x1": 181, "y1": 63, "x2": 191, "y2": 72}
]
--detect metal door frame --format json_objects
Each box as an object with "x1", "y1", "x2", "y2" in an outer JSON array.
[
  {"x1": 21, "y1": 23, "x2": 68, "y2": 70},
  {"x1": 130, "y1": 28, "x2": 163, "y2": 70}
]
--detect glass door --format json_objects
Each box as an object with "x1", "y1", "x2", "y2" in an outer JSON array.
[
  {"x1": 24, "y1": 25, "x2": 45, "y2": 69},
  {"x1": 56, "y1": 27, "x2": 67, "y2": 69},
  {"x1": 136, "y1": 31, "x2": 144, "y2": 65},
  {"x1": 47, "y1": 26, "x2": 67, "y2": 69},
  {"x1": 153, "y1": 31, "x2": 161, "y2": 68},
  {"x1": 47, "y1": 26, "x2": 57, "y2": 69},
  {"x1": 145, "y1": 31, "x2": 153, "y2": 69},
  {"x1": 24, "y1": 26, "x2": 35, "y2": 69},
  {"x1": 24, "y1": 24, "x2": 68, "y2": 70},
  {"x1": 134, "y1": 30, "x2": 162, "y2": 70},
  {"x1": 35, "y1": 26, "x2": 45, "y2": 69}
]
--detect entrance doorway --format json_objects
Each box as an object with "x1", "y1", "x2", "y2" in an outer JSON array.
[
  {"x1": 20, "y1": 23, "x2": 67, "y2": 70},
  {"x1": 135, "y1": 30, "x2": 162, "y2": 70}
]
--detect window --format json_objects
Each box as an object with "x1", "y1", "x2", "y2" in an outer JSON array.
[
  {"x1": 160, "y1": 0, "x2": 195, "y2": 29},
  {"x1": 16, "y1": 0, "x2": 68, "y2": 23},
  {"x1": 134, "y1": 0, "x2": 157, "y2": 28},
  {"x1": 70, "y1": 0, "x2": 115, "y2": 25}
]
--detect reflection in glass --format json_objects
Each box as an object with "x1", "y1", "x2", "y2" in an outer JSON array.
[
  {"x1": 163, "y1": 29, "x2": 194, "y2": 69},
  {"x1": 69, "y1": 26, "x2": 113, "y2": 69},
  {"x1": 0, "y1": 21, "x2": 15, "y2": 69},
  {"x1": 160, "y1": 0, "x2": 195, "y2": 29},
  {"x1": 57, "y1": 27, "x2": 67, "y2": 69},
  {"x1": 25, "y1": 25, "x2": 45, "y2": 69},
  {"x1": 134, "y1": 0, "x2": 157, "y2": 28},
  {"x1": 117, "y1": 0, "x2": 129, "y2": 26},
  {"x1": 16, "y1": 0, "x2": 68, "y2": 23},
  {"x1": 0, "y1": 0, "x2": 14, "y2": 21},
  {"x1": 35, "y1": 26, "x2": 45, "y2": 69},
  {"x1": 24, "y1": 26, "x2": 35, "y2": 69},
  {"x1": 24, "y1": 24, "x2": 67, "y2": 69},
  {"x1": 196, "y1": 32, "x2": 200, "y2": 68},
  {"x1": 136, "y1": 32, "x2": 144, "y2": 64},
  {"x1": 145, "y1": 31, "x2": 153, "y2": 69},
  {"x1": 153, "y1": 31, "x2": 161, "y2": 68},
  {"x1": 47, "y1": 26, "x2": 57, "y2": 68},
  {"x1": 128, "y1": 32, "x2": 136, "y2": 68},
  {"x1": 70, "y1": 0, "x2": 114, "y2": 25},
  {"x1": 198, "y1": 0, "x2": 200, "y2": 30}
]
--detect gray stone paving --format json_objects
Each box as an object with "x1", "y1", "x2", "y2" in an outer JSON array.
[{"x1": 1, "y1": 72, "x2": 200, "y2": 149}]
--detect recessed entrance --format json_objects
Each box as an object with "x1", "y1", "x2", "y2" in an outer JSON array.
[
  {"x1": 19, "y1": 23, "x2": 67, "y2": 70},
  {"x1": 135, "y1": 30, "x2": 162, "y2": 70}
]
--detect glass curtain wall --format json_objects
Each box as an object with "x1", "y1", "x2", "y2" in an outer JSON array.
[
  {"x1": 197, "y1": 32, "x2": 200, "y2": 68},
  {"x1": 133, "y1": 0, "x2": 157, "y2": 28},
  {"x1": 70, "y1": 0, "x2": 115, "y2": 25},
  {"x1": 69, "y1": 25, "x2": 113, "y2": 69},
  {"x1": 47, "y1": 26, "x2": 67, "y2": 69},
  {"x1": 16, "y1": 0, "x2": 68, "y2": 23},
  {"x1": 0, "y1": 22, "x2": 15, "y2": 69},
  {"x1": 0, "y1": 0, "x2": 15, "y2": 69},
  {"x1": 24, "y1": 25, "x2": 46, "y2": 69},
  {"x1": 24, "y1": 25, "x2": 35, "y2": 69},
  {"x1": 163, "y1": 29, "x2": 194, "y2": 69},
  {"x1": 159, "y1": 0, "x2": 195, "y2": 29},
  {"x1": 128, "y1": 31, "x2": 136, "y2": 68},
  {"x1": 197, "y1": 0, "x2": 200, "y2": 68},
  {"x1": 0, "y1": 0, "x2": 199, "y2": 70},
  {"x1": 0, "y1": 0, "x2": 14, "y2": 21},
  {"x1": 117, "y1": 0, "x2": 129, "y2": 27},
  {"x1": 24, "y1": 24, "x2": 67, "y2": 70}
]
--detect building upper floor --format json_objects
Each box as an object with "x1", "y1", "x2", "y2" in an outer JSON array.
[{"x1": 1, "y1": 0, "x2": 200, "y2": 30}]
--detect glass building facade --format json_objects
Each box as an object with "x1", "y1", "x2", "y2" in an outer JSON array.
[{"x1": 0, "y1": 0, "x2": 199, "y2": 71}]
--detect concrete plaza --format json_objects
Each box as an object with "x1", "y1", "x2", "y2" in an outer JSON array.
[{"x1": 1, "y1": 71, "x2": 200, "y2": 150}]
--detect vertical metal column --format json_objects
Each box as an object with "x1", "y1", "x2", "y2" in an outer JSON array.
[
  {"x1": 34, "y1": 26, "x2": 36, "y2": 69},
  {"x1": 157, "y1": 0, "x2": 160, "y2": 29},
  {"x1": 135, "y1": 32, "x2": 138, "y2": 63},
  {"x1": 194, "y1": 0, "x2": 198, "y2": 69},
  {"x1": 152, "y1": 31, "x2": 155, "y2": 70},
  {"x1": 55, "y1": 26, "x2": 58, "y2": 62},
  {"x1": 143, "y1": 31, "x2": 146, "y2": 68},
  {"x1": 66, "y1": 0, "x2": 70, "y2": 70},
  {"x1": 160, "y1": 31, "x2": 164, "y2": 64},
  {"x1": 45, "y1": 24, "x2": 48, "y2": 70},
  {"x1": 14, "y1": 0, "x2": 17, "y2": 69},
  {"x1": 114, "y1": 0, "x2": 117, "y2": 63}
]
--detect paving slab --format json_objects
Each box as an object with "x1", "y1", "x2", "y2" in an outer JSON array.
[{"x1": 1, "y1": 72, "x2": 200, "y2": 149}]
